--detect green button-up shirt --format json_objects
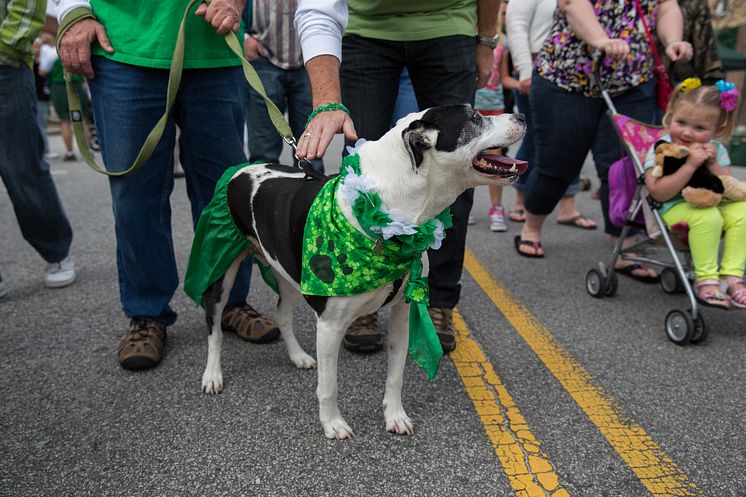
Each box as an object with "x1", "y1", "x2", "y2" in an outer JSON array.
[{"x1": 0, "y1": 0, "x2": 46, "y2": 67}]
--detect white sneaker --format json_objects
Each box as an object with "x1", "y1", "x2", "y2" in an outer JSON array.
[
  {"x1": 467, "y1": 214, "x2": 476, "y2": 225},
  {"x1": 44, "y1": 152, "x2": 60, "y2": 160},
  {"x1": 489, "y1": 205, "x2": 508, "y2": 232},
  {"x1": 0, "y1": 280, "x2": 7, "y2": 298},
  {"x1": 44, "y1": 257, "x2": 77, "y2": 288}
]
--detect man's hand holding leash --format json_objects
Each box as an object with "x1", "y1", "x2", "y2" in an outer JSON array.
[
  {"x1": 195, "y1": 0, "x2": 246, "y2": 36},
  {"x1": 57, "y1": 18, "x2": 113, "y2": 78}
]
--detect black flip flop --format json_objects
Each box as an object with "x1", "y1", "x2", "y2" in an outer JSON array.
[
  {"x1": 615, "y1": 263, "x2": 660, "y2": 283},
  {"x1": 514, "y1": 235, "x2": 544, "y2": 258}
]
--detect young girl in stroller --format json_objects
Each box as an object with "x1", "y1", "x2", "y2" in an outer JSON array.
[{"x1": 643, "y1": 78, "x2": 745, "y2": 310}]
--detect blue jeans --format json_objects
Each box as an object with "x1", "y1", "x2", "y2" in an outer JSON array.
[
  {"x1": 391, "y1": 68, "x2": 419, "y2": 126},
  {"x1": 88, "y1": 56, "x2": 251, "y2": 326},
  {"x1": 512, "y1": 90, "x2": 579, "y2": 196},
  {"x1": 341, "y1": 35, "x2": 476, "y2": 308},
  {"x1": 526, "y1": 74, "x2": 656, "y2": 235},
  {"x1": 0, "y1": 63, "x2": 73, "y2": 276},
  {"x1": 246, "y1": 56, "x2": 323, "y2": 172}
]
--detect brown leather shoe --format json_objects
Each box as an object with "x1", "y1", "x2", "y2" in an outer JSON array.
[
  {"x1": 343, "y1": 313, "x2": 384, "y2": 353},
  {"x1": 221, "y1": 303, "x2": 280, "y2": 343},
  {"x1": 428, "y1": 307, "x2": 456, "y2": 353},
  {"x1": 117, "y1": 318, "x2": 167, "y2": 371}
]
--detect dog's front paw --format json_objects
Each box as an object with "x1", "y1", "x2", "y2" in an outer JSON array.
[
  {"x1": 322, "y1": 417, "x2": 355, "y2": 440},
  {"x1": 385, "y1": 409, "x2": 414, "y2": 436},
  {"x1": 201, "y1": 369, "x2": 224, "y2": 395},
  {"x1": 290, "y1": 351, "x2": 317, "y2": 369}
]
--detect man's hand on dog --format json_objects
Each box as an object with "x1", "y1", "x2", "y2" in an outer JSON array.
[
  {"x1": 297, "y1": 110, "x2": 357, "y2": 161},
  {"x1": 58, "y1": 18, "x2": 113, "y2": 79}
]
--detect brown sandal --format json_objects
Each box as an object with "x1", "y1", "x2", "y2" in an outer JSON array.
[
  {"x1": 117, "y1": 319, "x2": 167, "y2": 371},
  {"x1": 222, "y1": 303, "x2": 280, "y2": 343}
]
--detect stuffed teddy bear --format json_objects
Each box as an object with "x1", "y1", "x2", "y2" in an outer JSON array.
[{"x1": 651, "y1": 140, "x2": 746, "y2": 208}]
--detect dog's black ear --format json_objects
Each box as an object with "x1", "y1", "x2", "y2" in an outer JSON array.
[{"x1": 402, "y1": 120, "x2": 433, "y2": 172}]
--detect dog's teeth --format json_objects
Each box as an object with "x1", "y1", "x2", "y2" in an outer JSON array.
[{"x1": 510, "y1": 164, "x2": 517, "y2": 172}]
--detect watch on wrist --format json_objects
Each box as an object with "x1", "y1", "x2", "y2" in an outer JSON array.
[{"x1": 476, "y1": 34, "x2": 498, "y2": 49}]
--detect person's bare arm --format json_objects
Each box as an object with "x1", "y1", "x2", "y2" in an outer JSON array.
[
  {"x1": 558, "y1": 0, "x2": 628, "y2": 60},
  {"x1": 655, "y1": 0, "x2": 692, "y2": 63},
  {"x1": 295, "y1": 55, "x2": 356, "y2": 160},
  {"x1": 476, "y1": 0, "x2": 500, "y2": 88}
]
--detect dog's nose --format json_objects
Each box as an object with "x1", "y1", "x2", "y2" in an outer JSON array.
[{"x1": 512, "y1": 113, "x2": 526, "y2": 124}]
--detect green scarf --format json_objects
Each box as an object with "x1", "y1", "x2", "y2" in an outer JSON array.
[{"x1": 302, "y1": 154, "x2": 452, "y2": 380}]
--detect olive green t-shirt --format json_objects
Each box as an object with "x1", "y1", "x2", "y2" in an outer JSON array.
[
  {"x1": 89, "y1": 1, "x2": 243, "y2": 69},
  {"x1": 346, "y1": 0, "x2": 477, "y2": 41}
]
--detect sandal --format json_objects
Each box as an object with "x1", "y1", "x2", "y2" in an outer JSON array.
[
  {"x1": 513, "y1": 235, "x2": 544, "y2": 258},
  {"x1": 615, "y1": 263, "x2": 660, "y2": 283},
  {"x1": 721, "y1": 276, "x2": 746, "y2": 309},
  {"x1": 509, "y1": 208, "x2": 526, "y2": 223},
  {"x1": 694, "y1": 280, "x2": 730, "y2": 310},
  {"x1": 117, "y1": 318, "x2": 167, "y2": 371},
  {"x1": 556, "y1": 214, "x2": 597, "y2": 230},
  {"x1": 222, "y1": 303, "x2": 280, "y2": 343}
]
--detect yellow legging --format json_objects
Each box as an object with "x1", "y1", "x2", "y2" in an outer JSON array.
[{"x1": 662, "y1": 200, "x2": 746, "y2": 281}]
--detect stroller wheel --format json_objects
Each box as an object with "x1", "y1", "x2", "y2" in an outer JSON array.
[
  {"x1": 586, "y1": 269, "x2": 604, "y2": 298},
  {"x1": 688, "y1": 312, "x2": 708, "y2": 344},
  {"x1": 586, "y1": 268, "x2": 617, "y2": 298},
  {"x1": 603, "y1": 271, "x2": 618, "y2": 297},
  {"x1": 665, "y1": 309, "x2": 693, "y2": 344},
  {"x1": 660, "y1": 268, "x2": 684, "y2": 294}
]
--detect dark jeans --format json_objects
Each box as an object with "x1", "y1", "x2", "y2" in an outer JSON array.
[
  {"x1": 341, "y1": 35, "x2": 476, "y2": 308},
  {"x1": 525, "y1": 73, "x2": 656, "y2": 235},
  {"x1": 513, "y1": 89, "x2": 579, "y2": 196},
  {"x1": 89, "y1": 57, "x2": 251, "y2": 325},
  {"x1": 0, "y1": 63, "x2": 72, "y2": 270}
]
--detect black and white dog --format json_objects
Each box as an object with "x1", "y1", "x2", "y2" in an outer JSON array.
[{"x1": 199, "y1": 104, "x2": 526, "y2": 439}]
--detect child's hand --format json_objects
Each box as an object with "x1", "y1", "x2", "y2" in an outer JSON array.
[
  {"x1": 685, "y1": 143, "x2": 709, "y2": 169},
  {"x1": 702, "y1": 143, "x2": 717, "y2": 164}
]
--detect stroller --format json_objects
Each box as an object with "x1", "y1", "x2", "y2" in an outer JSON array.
[{"x1": 584, "y1": 71, "x2": 710, "y2": 345}]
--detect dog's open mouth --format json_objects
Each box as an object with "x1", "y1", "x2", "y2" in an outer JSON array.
[{"x1": 472, "y1": 148, "x2": 528, "y2": 180}]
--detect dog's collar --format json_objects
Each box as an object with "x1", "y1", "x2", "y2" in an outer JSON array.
[{"x1": 339, "y1": 153, "x2": 452, "y2": 254}]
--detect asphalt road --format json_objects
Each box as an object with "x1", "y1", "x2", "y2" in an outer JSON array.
[{"x1": 1, "y1": 133, "x2": 745, "y2": 497}]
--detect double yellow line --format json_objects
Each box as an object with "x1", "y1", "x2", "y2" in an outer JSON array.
[{"x1": 453, "y1": 248, "x2": 704, "y2": 497}]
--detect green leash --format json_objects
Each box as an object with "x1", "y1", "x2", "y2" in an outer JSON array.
[{"x1": 61, "y1": 0, "x2": 294, "y2": 176}]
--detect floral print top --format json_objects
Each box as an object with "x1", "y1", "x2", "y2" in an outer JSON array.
[{"x1": 535, "y1": 0, "x2": 663, "y2": 97}]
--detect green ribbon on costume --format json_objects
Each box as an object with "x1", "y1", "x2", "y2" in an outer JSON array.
[
  {"x1": 301, "y1": 154, "x2": 452, "y2": 380},
  {"x1": 184, "y1": 163, "x2": 277, "y2": 305}
]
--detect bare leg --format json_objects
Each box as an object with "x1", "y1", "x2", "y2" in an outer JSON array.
[
  {"x1": 518, "y1": 211, "x2": 548, "y2": 256},
  {"x1": 60, "y1": 120, "x2": 73, "y2": 153},
  {"x1": 316, "y1": 314, "x2": 355, "y2": 439},
  {"x1": 201, "y1": 252, "x2": 247, "y2": 394},
  {"x1": 383, "y1": 300, "x2": 413, "y2": 435},
  {"x1": 274, "y1": 274, "x2": 315, "y2": 369}
]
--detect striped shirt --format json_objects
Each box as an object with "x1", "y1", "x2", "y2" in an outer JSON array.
[
  {"x1": 0, "y1": 0, "x2": 46, "y2": 67},
  {"x1": 251, "y1": 0, "x2": 302, "y2": 70}
]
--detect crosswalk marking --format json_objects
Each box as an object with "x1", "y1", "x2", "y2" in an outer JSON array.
[
  {"x1": 463, "y1": 248, "x2": 705, "y2": 497},
  {"x1": 452, "y1": 309, "x2": 569, "y2": 497}
]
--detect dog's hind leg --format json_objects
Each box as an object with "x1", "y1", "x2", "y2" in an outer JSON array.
[
  {"x1": 274, "y1": 274, "x2": 316, "y2": 369},
  {"x1": 383, "y1": 300, "x2": 413, "y2": 435},
  {"x1": 201, "y1": 250, "x2": 248, "y2": 395},
  {"x1": 316, "y1": 312, "x2": 356, "y2": 439}
]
